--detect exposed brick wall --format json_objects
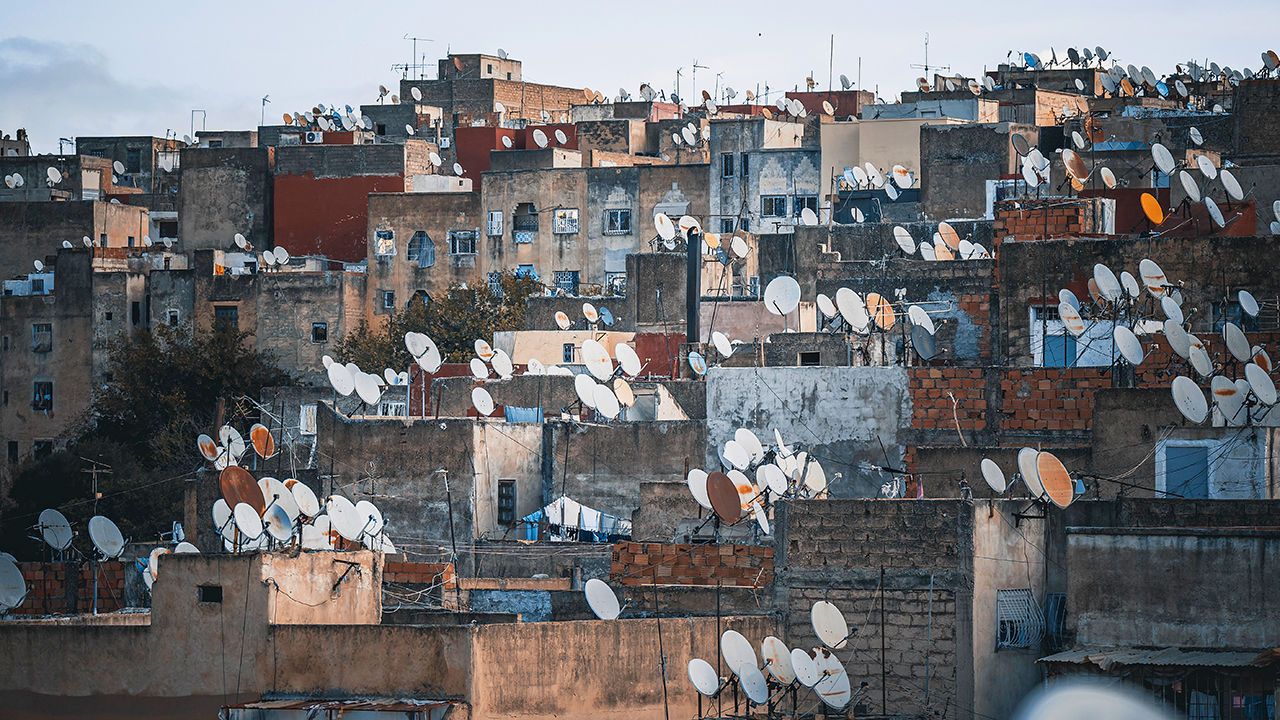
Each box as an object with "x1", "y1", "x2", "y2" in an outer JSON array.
[
  {"x1": 383, "y1": 561, "x2": 457, "y2": 590},
  {"x1": 910, "y1": 367, "x2": 987, "y2": 430},
  {"x1": 610, "y1": 541, "x2": 774, "y2": 588},
  {"x1": 11, "y1": 561, "x2": 126, "y2": 615},
  {"x1": 993, "y1": 198, "x2": 1108, "y2": 243},
  {"x1": 1001, "y1": 368, "x2": 1111, "y2": 431}
]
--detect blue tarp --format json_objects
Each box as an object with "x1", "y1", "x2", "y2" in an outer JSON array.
[{"x1": 503, "y1": 406, "x2": 544, "y2": 424}]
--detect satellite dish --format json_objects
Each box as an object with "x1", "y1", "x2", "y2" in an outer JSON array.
[
  {"x1": 1114, "y1": 326, "x2": 1144, "y2": 366},
  {"x1": 88, "y1": 516, "x2": 125, "y2": 558},
  {"x1": 722, "y1": 439, "x2": 750, "y2": 470},
  {"x1": 980, "y1": 458, "x2": 1007, "y2": 493},
  {"x1": 553, "y1": 311, "x2": 572, "y2": 331},
  {"x1": 1171, "y1": 375, "x2": 1209, "y2": 423},
  {"x1": 472, "y1": 387, "x2": 495, "y2": 416},
  {"x1": 1017, "y1": 447, "x2": 1045, "y2": 499},
  {"x1": 654, "y1": 213, "x2": 676, "y2": 241},
  {"x1": 706, "y1": 471, "x2": 741, "y2": 523},
  {"x1": 61, "y1": 240, "x2": 73, "y2": 249},
  {"x1": 740, "y1": 664, "x2": 768, "y2": 704},
  {"x1": 0, "y1": 558, "x2": 27, "y2": 611},
  {"x1": 113, "y1": 160, "x2": 126, "y2": 175},
  {"x1": 1223, "y1": 323, "x2": 1251, "y2": 362},
  {"x1": 687, "y1": 659, "x2": 720, "y2": 697},
  {"x1": 533, "y1": 129, "x2": 549, "y2": 148},
  {"x1": 612, "y1": 377, "x2": 635, "y2": 407},
  {"x1": 174, "y1": 541, "x2": 199, "y2": 554},
  {"x1": 865, "y1": 292, "x2": 896, "y2": 330},
  {"x1": 325, "y1": 495, "x2": 363, "y2": 542},
  {"x1": 33, "y1": 260, "x2": 44, "y2": 272},
  {"x1": 1161, "y1": 295, "x2": 1184, "y2": 324},
  {"x1": 1238, "y1": 290, "x2": 1260, "y2": 317},
  {"x1": 799, "y1": 206, "x2": 819, "y2": 226},
  {"x1": 1139, "y1": 193, "x2": 1165, "y2": 226},
  {"x1": 1179, "y1": 171, "x2": 1202, "y2": 203},
  {"x1": 410, "y1": 86, "x2": 423, "y2": 102},
  {"x1": 574, "y1": 374, "x2": 599, "y2": 409},
  {"x1": 492, "y1": 349, "x2": 514, "y2": 379},
  {"x1": 220, "y1": 466, "x2": 265, "y2": 514},
  {"x1": 817, "y1": 293, "x2": 838, "y2": 318},
  {"x1": 1245, "y1": 363, "x2": 1277, "y2": 405},
  {"x1": 38, "y1": 508, "x2": 74, "y2": 551},
  {"x1": 405, "y1": 125, "x2": 415, "y2": 136},
  {"x1": 259, "y1": 476, "x2": 299, "y2": 521},
  {"x1": 1138, "y1": 258, "x2": 1168, "y2": 297},
  {"x1": 1036, "y1": 452, "x2": 1075, "y2": 508},
  {"x1": 469, "y1": 358, "x2": 490, "y2": 380},
  {"x1": 582, "y1": 339, "x2": 613, "y2": 380},
  {"x1": 584, "y1": 578, "x2": 621, "y2": 620},
  {"x1": 582, "y1": 302, "x2": 600, "y2": 324},
  {"x1": 501, "y1": 135, "x2": 513, "y2": 148},
  {"x1": 711, "y1": 331, "x2": 734, "y2": 358},
  {"x1": 554, "y1": 129, "x2": 568, "y2": 145},
  {"x1": 791, "y1": 649, "x2": 821, "y2": 687},
  {"x1": 593, "y1": 383, "x2": 621, "y2": 419},
  {"x1": 47, "y1": 167, "x2": 62, "y2": 184},
  {"x1": 1220, "y1": 169, "x2": 1244, "y2": 202},
  {"x1": 1189, "y1": 340, "x2": 1214, "y2": 377},
  {"x1": 892, "y1": 226, "x2": 916, "y2": 255},
  {"x1": 273, "y1": 246, "x2": 289, "y2": 265},
  {"x1": 353, "y1": 371, "x2": 383, "y2": 405},
  {"x1": 687, "y1": 469, "x2": 713, "y2": 510},
  {"x1": 263, "y1": 505, "x2": 293, "y2": 543},
  {"x1": 287, "y1": 479, "x2": 321, "y2": 518},
  {"x1": 763, "y1": 276, "x2": 801, "y2": 315},
  {"x1": 615, "y1": 343, "x2": 642, "y2": 377},
  {"x1": 249, "y1": 423, "x2": 275, "y2": 459},
  {"x1": 811, "y1": 600, "x2": 850, "y2": 648},
  {"x1": 721, "y1": 629, "x2": 757, "y2": 671},
  {"x1": 428, "y1": 151, "x2": 442, "y2": 167},
  {"x1": 835, "y1": 288, "x2": 870, "y2": 332},
  {"x1": 1195, "y1": 154, "x2": 1218, "y2": 180},
  {"x1": 474, "y1": 338, "x2": 495, "y2": 361},
  {"x1": 1151, "y1": 143, "x2": 1176, "y2": 175},
  {"x1": 688, "y1": 351, "x2": 707, "y2": 376}
]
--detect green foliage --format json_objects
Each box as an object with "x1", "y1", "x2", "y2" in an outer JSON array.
[
  {"x1": 0, "y1": 325, "x2": 291, "y2": 554},
  {"x1": 335, "y1": 272, "x2": 541, "y2": 371}
]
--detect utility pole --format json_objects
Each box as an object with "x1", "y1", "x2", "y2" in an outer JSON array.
[
  {"x1": 909, "y1": 33, "x2": 951, "y2": 85},
  {"x1": 692, "y1": 60, "x2": 709, "y2": 100}
]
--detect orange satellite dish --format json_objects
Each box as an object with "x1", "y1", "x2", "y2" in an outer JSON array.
[
  {"x1": 249, "y1": 423, "x2": 276, "y2": 459},
  {"x1": 1140, "y1": 193, "x2": 1165, "y2": 226},
  {"x1": 1035, "y1": 452, "x2": 1075, "y2": 509},
  {"x1": 865, "y1": 293, "x2": 897, "y2": 331},
  {"x1": 220, "y1": 466, "x2": 265, "y2": 515}
]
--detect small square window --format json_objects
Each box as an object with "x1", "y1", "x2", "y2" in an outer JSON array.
[
  {"x1": 311, "y1": 322, "x2": 328, "y2": 343},
  {"x1": 127, "y1": 235, "x2": 135, "y2": 247},
  {"x1": 719, "y1": 218, "x2": 736, "y2": 234},
  {"x1": 214, "y1": 305, "x2": 239, "y2": 330},
  {"x1": 197, "y1": 585, "x2": 223, "y2": 603},
  {"x1": 104, "y1": 312, "x2": 113, "y2": 322},
  {"x1": 792, "y1": 195, "x2": 818, "y2": 217},
  {"x1": 487, "y1": 211, "x2": 504, "y2": 237},
  {"x1": 6, "y1": 441, "x2": 17, "y2": 464},
  {"x1": 374, "y1": 229, "x2": 396, "y2": 257},
  {"x1": 449, "y1": 230, "x2": 478, "y2": 254},
  {"x1": 167, "y1": 309, "x2": 180, "y2": 326},
  {"x1": 799, "y1": 351, "x2": 821, "y2": 366},
  {"x1": 381, "y1": 291, "x2": 395, "y2": 310},
  {"x1": 552, "y1": 208, "x2": 579, "y2": 235},
  {"x1": 563, "y1": 343, "x2": 576, "y2": 363},
  {"x1": 996, "y1": 589, "x2": 1045, "y2": 649},
  {"x1": 603, "y1": 209, "x2": 632, "y2": 235},
  {"x1": 99, "y1": 233, "x2": 107, "y2": 245}
]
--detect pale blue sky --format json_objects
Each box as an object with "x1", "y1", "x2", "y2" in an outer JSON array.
[{"x1": 2, "y1": 0, "x2": 1274, "y2": 152}]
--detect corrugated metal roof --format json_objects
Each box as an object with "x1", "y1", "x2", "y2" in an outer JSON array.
[{"x1": 1039, "y1": 646, "x2": 1276, "y2": 670}]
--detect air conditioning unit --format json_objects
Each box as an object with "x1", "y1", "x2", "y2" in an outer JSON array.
[
  {"x1": 439, "y1": 137, "x2": 452, "y2": 149},
  {"x1": 305, "y1": 131, "x2": 324, "y2": 144}
]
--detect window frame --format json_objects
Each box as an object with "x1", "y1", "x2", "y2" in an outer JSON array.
[
  {"x1": 995, "y1": 588, "x2": 1045, "y2": 650},
  {"x1": 311, "y1": 322, "x2": 328, "y2": 344},
  {"x1": 1154, "y1": 439, "x2": 1217, "y2": 499},
  {"x1": 486, "y1": 211, "x2": 504, "y2": 237},
  {"x1": 448, "y1": 230, "x2": 478, "y2": 255},
  {"x1": 407, "y1": 230, "x2": 435, "y2": 268},
  {"x1": 374, "y1": 228, "x2": 396, "y2": 258},
  {"x1": 792, "y1": 195, "x2": 818, "y2": 217},
  {"x1": 32, "y1": 380, "x2": 53, "y2": 412},
  {"x1": 552, "y1": 208, "x2": 580, "y2": 235},
  {"x1": 761, "y1": 195, "x2": 788, "y2": 218},
  {"x1": 213, "y1": 305, "x2": 239, "y2": 331},
  {"x1": 497, "y1": 479, "x2": 517, "y2": 525},
  {"x1": 720, "y1": 152, "x2": 735, "y2": 178},
  {"x1": 603, "y1": 208, "x2": 632, "y2": 235},
  {"x1": 381, "y1": 290, "x2": 396, "y2": 311}
]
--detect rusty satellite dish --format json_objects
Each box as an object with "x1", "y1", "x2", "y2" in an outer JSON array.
[
  {"x1": 707, "y1": 471, "x2": 743, "y2": 524},
  {"x1": 220, "y1": 466, "x2": 266, "y2": 515},
  {"x1": 1036, "y1": 451, "x2": 1075, "y2": 508}
]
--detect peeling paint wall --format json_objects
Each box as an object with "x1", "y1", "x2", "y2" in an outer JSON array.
[{"x1": 705, "y1": 366, "x2": 911, "y2": 496}]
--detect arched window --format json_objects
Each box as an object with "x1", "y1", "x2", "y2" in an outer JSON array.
[{"x1": 407, "y1": 231, "x2": 435, "y2": 268}]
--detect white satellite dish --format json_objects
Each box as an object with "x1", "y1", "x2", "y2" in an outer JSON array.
[
  {"x1": 584, "y1": 578, "x2": 620, "y2": 620},
  {"x1": 688, "y1": 659, "x2": 720, "y2": 696},
  {"x1": 88, "y1": 516, "x2": 125, "y2": 558},
  {"x1": 711, "y1": 331, "x2": 734, "y2": 358},
  {"x1": 533, "y1": 129, "x2": 549, "y2": 148},
  {"x1": 763, "y1": 276, "x2": 801, "y2": 315},
  {"x1": 472, "y1": 387, "x2": 495, "y2": 416},
  {"x1": 1171, "y1": 375, "x2": 1209, "y2": 423},
  {"x1": 980, "y1": 458, "x2": 1006, "y2": 493},
  {"x1": 615, "y1": 343, "x2": 642, "y2": 376},
  {"x1": 687, "y1": 469, "x2": 712, "y2": 509},
  {"x1": 1017, "y1": 447, "x2": 1044, "y2": 499},
  {"x1": 811, "y1": 601, "x2": 850, "y2": 649}
]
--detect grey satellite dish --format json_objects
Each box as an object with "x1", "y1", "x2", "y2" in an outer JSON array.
[
  {"x1": 763, "y1": 276, "x2": 801, "y2": 315},
  {"x1": 88, "y1": 516, "x2": 125, "y2": 558},
  {"x1": 0, "y1": 559, "x2": 26, "y2": 612},
  {"x1": 38, "y1": 508, "x2": 74, "y2": 551}
]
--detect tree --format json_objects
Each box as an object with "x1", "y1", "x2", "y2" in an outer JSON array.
[
  {"x1": 335, "y1": 272, "x2": 541, "y2": 371},
  {"x1": 0, "y1": 324, "x2": 291, "y2": 554}
]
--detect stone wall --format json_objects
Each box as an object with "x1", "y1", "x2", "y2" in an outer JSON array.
[
  {"x1": 9, "y1": 561, "x2": 126, "y2": 615},
  {"x1": 610, "y1": 541, "x2": 774, "y2": 588}
]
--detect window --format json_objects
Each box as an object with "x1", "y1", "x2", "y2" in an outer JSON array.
[
  {"x1": 995, "y1": 589, "x2": 1045, "y2": 649},
  {"x1": 299, "y1": 404, "x2": 318, "y2": 436},
  {"x1": 448, "y1": 230, "x2": 477, "y2": 254},
  {"x1": 793, "y1": 195, "x2": 818, "y2": 217},
  {"x1": 552, "y1": 208, "x2": 580, "y2": 234},
  {"x1": 720, "y1": 152, "x2": 735, "y2": 178},
  {"x1": 381, "y1": 290, "x2": 396, "y2": 310},
  {"x1": 554, "y1": 270, "x2": 580, "y2": 295},
  {"x1": 208, "y1": 140, "x2": 223, "y2": 148},
  {"x1": 33, "y1": 440, "x2": 53, "y2": 459},
  {"x1": 487, "y1": 211, "x2": 504, "y2": 237},
  {"x1": 1029, "y1": 306, "x2": 1112, "y2": 368},
  {"x1": 1156, "y1": 442, "x2": 1212, "y2": 499},
  {"x1": 104, "y1": 311, "x2": 113, "y2": 322},
  {"x1": 799, "y1": 351, "x2": 821, "y2": 366},
  {"x1": 374, "y1": 229, "x2": 396, "y2": 257},
  {"x1": 379, "y1": 399, "x2": 407, "y2": 417},
  {"x1": 167, "y1": 309, "x2": 180, "y2": 326},
  {"x1": 741, "y1": 153, "x2": 749, "y2": 176},
  {"x1": 99, "y1": 233, "x2": 107, "y2": 246},
  {"x1": 407, "y1": 231, "x2": 435, "y2": 268},
  {"x1": 1043, "y1": 333, "x2": 1075, "y2": 368},
  {"x1": 31, "y1": 278, "x2": 45, "y2": 293},
  {"x1": 487, "y1": 272, "x2": 504, "y2": 296},
  {"x1": 311, "y1": 322, "x2": 328, "y2": 343},
  {"x1": 605, "y1": 272, "x2": 627, "y2": 296},
  {"x1": 131, "y1": 301, "x2": 142, "y2": 326},
  {"x1": 563, "y1": 343, "x2": 577, "y2": 363},
  {"x1": 719, "y1": 218, "x2": 736, "y2": 234},
  {"x1": 603, "y1": 208, "x2": 632, "y2": 235},
  {"x1": 1, "y1": 336, "x2": 7, "y2": 351},
  {"x1": 515, "y1": 264, "x2": 538, "y2": 281},
  {"x1": 214, "y1": 305, "x2": 239, "y2": 330},
  {"x1": 761, "y1": 195, "x2": 788, "y2": 217},
  {"x1": 375, "y1": 123, "x2": 386, "y2": 135},
  {"x1": 487, "y1": 63, "x2": 494, "y2": 74},
  {"x1": 6, "y1": 441, "x2": 16, "y2": 464},
  {"x1": 197, "y1": 585, "x2": 223, "y2": 603},
  {"x1": 31, "y1": 323, "x2": 52, "y2": 353},
  {"x1": 125, "y1": 148, "x2": 141, "y2": 174},
  {"x1": 498, "y1": 479, "x2": 517, "y2": 525},
  {"x1": 127, "y1": 235, "x2": 135, "y2": 247},
  {"x1": 32, "y1": 381, "x2": 53, "y2": 412},
  {"x1": 513, "y1": 203, "x2": 538, "y2": 243}
]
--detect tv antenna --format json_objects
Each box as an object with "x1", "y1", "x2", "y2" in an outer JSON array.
[
  {"x1": 909, "y1": 33, "x2": 951, "y2": 80},
  {"x1": 259, "y1": 95, "x2": 271, "y2": 127},
  {"x1": 692, "y1": 59, "x2": 709, "y2": 100},
  {"x1": 398, "y1": 34, "x2": 435, "y2": 79}
]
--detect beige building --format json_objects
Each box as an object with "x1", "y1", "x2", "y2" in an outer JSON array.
[{"x1": 818, "y1": 116, "x2": 973, "y2": 199}]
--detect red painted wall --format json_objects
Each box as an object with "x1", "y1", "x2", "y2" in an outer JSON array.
[
  {"x1": 454, "y1": 127, "x2": 520, "y2": 191},
  {"x1": 633, "y1": 332, "x2": 685, "y2": 378},
  {"x1": 273, "y1": 173, "x2": 404, "y2": 262},
  {"x1": 520, "y1": 123, "x2": 577, "y2": 151}
]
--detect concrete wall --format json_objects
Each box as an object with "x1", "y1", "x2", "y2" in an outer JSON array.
[
  {"x1": 1065, "y1": 528, "x2": 1280, "y2": 648},
  {"x1": 921, "y1": 123, "x2": 1035, "y2": 220},
  {"x1": 0, "y1": 201, "x2": 149, "y2": 281},
  {"x1": 365, "y1": 190, "x2": 482, "y2": 315},
  {"x1": 178, "y1": 147, "x2": 272, "y2": 251},
  {"x1": 705, "y1": 366, "x2": 910, "y2": 497}
]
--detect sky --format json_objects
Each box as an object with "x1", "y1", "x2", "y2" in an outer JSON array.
[{"x1": 2, "y1": 0, "x2": 1275, "y2": 153}]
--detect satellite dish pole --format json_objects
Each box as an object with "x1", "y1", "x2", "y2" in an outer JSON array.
[{"x1": 686, "y1": 228, "x2": 701, "y2": 347}]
